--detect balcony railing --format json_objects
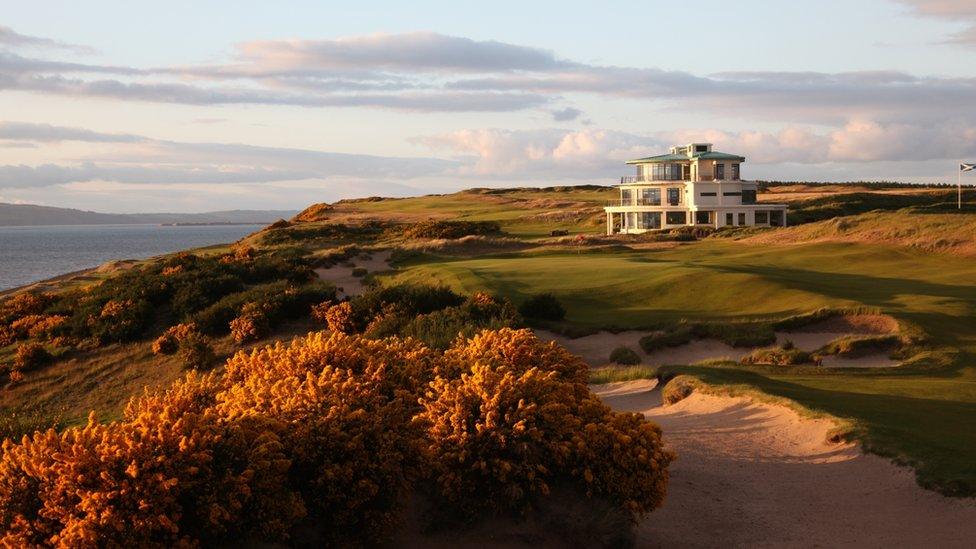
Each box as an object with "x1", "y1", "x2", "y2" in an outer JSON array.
[
  {"x1": 619, "y1": 175, "x2": 740, "y2": 184},
  {"x1": 605, "y1": 199, "x2": 680, "y2": 207}
]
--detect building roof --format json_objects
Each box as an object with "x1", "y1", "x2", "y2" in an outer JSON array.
[{"x1": 626, "y1": 151, "x2": 745, "y2": 164}]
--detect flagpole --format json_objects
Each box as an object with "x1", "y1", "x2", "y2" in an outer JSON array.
[{"x1": 960, "y1": 164, "x2": 963, "y2": 210}]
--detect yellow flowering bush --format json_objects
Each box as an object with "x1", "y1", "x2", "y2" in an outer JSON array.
[
  {"x1": 151, "y1": 323, "x2": 199, "y2": 355},
  {"x1": 229, "y1": 303, "x2": 270, "y2": 343},
  {"x1": 0, "y1": 328, "x2": 672, "y2": 544},
  {"x1": 320, "y1": 302, "x2": 355, "y2": 334}
]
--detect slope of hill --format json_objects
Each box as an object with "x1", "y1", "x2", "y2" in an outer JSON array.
[{"x1": 0, "y1": 203, "x2": 297, "y2": 226}]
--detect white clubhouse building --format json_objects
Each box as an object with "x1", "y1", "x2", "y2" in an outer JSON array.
[{"x1": 604, "y1": 143, "x2": 788, "y2": 234}]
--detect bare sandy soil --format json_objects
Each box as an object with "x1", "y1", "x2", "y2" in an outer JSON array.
[
  {"x1": 594, "y1": 380, "x2": 976, "y2": 548},
  {"x1": 314, "y1": 250, "x2": 392, "y2": 298}
]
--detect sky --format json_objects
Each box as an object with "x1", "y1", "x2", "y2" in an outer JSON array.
[{"x1": 0, "y1": 0, "x2": 975, "y2": 212}]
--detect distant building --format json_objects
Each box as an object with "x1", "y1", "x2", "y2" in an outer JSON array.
[{"x1": 604, "y1": 143, "x2": 788, "y2": 234}]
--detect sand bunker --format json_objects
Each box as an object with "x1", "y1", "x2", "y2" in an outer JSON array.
[
  {"x1": 593, "y1": 380, "x2": 976, "y2": 548},
  {"x1": 315, "y1": 250, "x2": 392, "y2": 298},
  {"x1": 534, "y1": 330, "x2": 649, "y2": 366},
  {"x1": 536, "y1": 314, "x2": 902, "y2": 369}
]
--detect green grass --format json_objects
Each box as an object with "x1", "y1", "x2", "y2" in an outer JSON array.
[{"x1": 384, "y1": 238, "x2": 976, "y2": 495}]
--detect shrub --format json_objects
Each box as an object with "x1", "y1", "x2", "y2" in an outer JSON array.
[
  {"x1": 419, "y1": 329, "x2": 672, "y2": 521},
  {"x1": 351, "y1": 267, "x2": 368, "y2": 277},
  {"x1": 151, "y1": 323, "x2": 199, "y2": 355},
  {"x1": 0, "y1": 325, "x2": 16, "y2": 347},
  {"x1": 88, "y1": 298, "x2": 154, "y2": 344},
  {"x1": 12, "y1": 342, "x2": 52, "y2": 376},
  {"x1": 400, "y1": 220, "x2": 501, "y2": 240},
  {"x1": 609, "y1": 346, "x2": 641, "y2": 365},
  {"x1": 639, "y1": 327, "x2": 694, "y2": 353},
  {"x1": 818, "y1": 334, "x2": 901, "y2": 358},
  {"x1": 0, "y1": 292, "x2": 49, "y2": 324},
  {"x1": 518, "y1": 293, "x2": 566, "y2": 321},
  {"x1": 740, "y1": 346, "x2": 818, "y2": 366},
  {"x1": 0, "y1": 329, "x2": 673, "y2": 545},
  {"x1": 322, "y1": 302, "x2": 356, "y2": 334},
  {"x1": 230, "y1": 303, "x2": 271, "y2": 343},
  {"x1": 178, "y1": 333, "x2": 218, "y2": 370}
]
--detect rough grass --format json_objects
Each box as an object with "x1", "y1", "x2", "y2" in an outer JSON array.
[{"x1": 589, "y1": 365, "x2": 659, "y2": 385}]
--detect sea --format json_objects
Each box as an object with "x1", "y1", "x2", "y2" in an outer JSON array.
[{"x1": 0, "y1": 224, "x2": 262, "y2": 292}]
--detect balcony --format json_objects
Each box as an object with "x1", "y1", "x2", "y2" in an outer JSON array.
[
  {"x1": 605, "y1": 199, "x2": 679, "y2": 207},
  {"x1": 619, "y1": 175, "x2": 689, "y2": 184}
]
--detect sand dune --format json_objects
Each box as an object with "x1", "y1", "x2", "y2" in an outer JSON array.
[{"x1": 593, "y1": 380, "x2": 976, "y2": 548}]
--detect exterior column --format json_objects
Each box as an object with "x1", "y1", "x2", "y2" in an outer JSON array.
[{"x1": 606, "y1": 211, "x2": 612, "y2": 235}]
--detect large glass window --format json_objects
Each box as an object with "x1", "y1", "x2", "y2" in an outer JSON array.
[
  {"x1": 640, "y1": 212, "x2": 661, "y2": 229},
  {"x1": 667, "y1": 188, "x2": 681, "y2": 206},
  {"x1": 620, "y1": 188, "x2": 633, "y2": 205},
  {"x1": 715, "y1": 163, "x2": 725, "y2": 180},
  {"x1": 695, "y1": 211, "x2": 712, "y2": 224},
  {"x1": 652, "y1": 163, "x2": 687, "y2": 181},
  {"x1": 755, "y1": 211, "x2": 769, "y2": 224},
  {"x1": 725, "y1": 212, "x2": 734, "y2": 225},
  {"x1": 738, "y1": 212, "x2": 746, "y2": 225},
  {"x1": 666, "y1": 211, "x2": 686, "y2": 225},
  {"x1": 640, "y1": 188, "x2": 661, "y2": 205},
  {"x1": 731, "y1": 163, "x2": 740, "y2": 180},
  {"x1": 742, "y1": 189, "x2": 757, "y2": 204}
]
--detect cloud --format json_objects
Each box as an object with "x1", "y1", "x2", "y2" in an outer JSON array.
[
  {"x1": 0, "y1": 121, "x2": 457, "y2": 189},
  {"x1": 1, "y1": 25, "x2": 974, "y2": 122},
  {"x1": 415, "y1": 128, "x2": 665, "y2": 177},
  {"x1": 895, "y1": 0, "x2": 976, "y2": 46},
  {"x1": 231, "y1": 32, "x2": 570, "y2": 73},
  {"x1": 0, "y1": 25, "x2": 95, "y2": 54},
  {"x1": 551, "y1": 107, "x2": 582, "y2": 121},
  {"x1": 0, "y1": 121, "x2": 144, "y2": 143}
]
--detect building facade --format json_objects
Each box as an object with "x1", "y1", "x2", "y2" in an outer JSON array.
[{"x1": 604, "y1": 143, "x2": 788, "y2": 234}]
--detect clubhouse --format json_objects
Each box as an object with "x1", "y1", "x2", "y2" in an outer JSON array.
[{"x1": 604, "y1": 143, "x2": 788, "y2": 234}]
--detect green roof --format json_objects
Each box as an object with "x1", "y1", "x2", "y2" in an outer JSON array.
[{"x1": 626, "y1": 151, "x2": 745, "y2": 164}]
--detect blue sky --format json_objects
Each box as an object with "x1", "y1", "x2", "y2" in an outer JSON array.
[{"x1": 1, "y1": 0, "x2": 975, "y2": 212}]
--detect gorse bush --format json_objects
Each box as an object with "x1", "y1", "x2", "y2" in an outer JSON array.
[
  {"x1": 323, "y1": 284, "x2": 522, "y2": 350},
  {"x1": 518, "y1": 293, "x2": 566, "y2": 321},
  {"x1": 609, "y1": 346, "x2": 641, "y2": 365},
  {"x1": 0, "y1": 328, "x2": 672, "y2": 545},
  {"x1": 400, "y1": 220, "x2": 502, "y2": 240}
]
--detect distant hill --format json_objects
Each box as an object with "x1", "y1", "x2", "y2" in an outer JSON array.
[{"x1": 0, "y1": 203, "x2": 298, "y2": 227}]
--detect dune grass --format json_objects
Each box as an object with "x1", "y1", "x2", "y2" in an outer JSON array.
[{"x1": 384, "y1": 238, "x2": 976, "y2": 495}]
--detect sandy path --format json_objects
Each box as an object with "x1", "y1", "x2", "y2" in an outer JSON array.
[
  {"x1": 314, "y1": 250, "x2": 392, "y2": 298},
  {"x1": 594, "y1": 380, "x2": 976, "y2": 548}
]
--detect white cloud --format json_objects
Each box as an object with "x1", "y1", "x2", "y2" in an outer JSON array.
[{"x1": 895, "y1": 0, "x2": 976, "y2": 46}]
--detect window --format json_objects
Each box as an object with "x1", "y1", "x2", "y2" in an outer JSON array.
[
  {"x1": 725, "y1": 212, "x2": 734, "y2": 226},
  {"x1": 699, "y1": 192, "x2": 717, "y2": 197},
  {"x1": 731, "y1": 163, "x2": 740, "y2": 180},
  {"x1": 640, "y1": 187, "x2": 661, "y2": 205},
  {"x1": 695, "y1": 144, "x2": 708, "y2": 153},
  {"x1": 723, "y1": 192, "x2": 741, "y2": 196},
  {"x1": 666, "y1": 211, "x2": 686, "y2": 225},
  {"x1": 715, "y1": 163, "x2": 725, "y2": 180},
  {"x1": 742, "y1": 189, "x2": 757, "y2": 205},
  {"x1": 640, "y1": 212, "x2": 661, "y2": 229},
  {"x1": 652, "y1": 163, "x2": 686, "y2": 181},
  {"x1": 667, "y1": 188, "x2": 681, "y2": 205},
  {"x1": 695, "y1": 211, "x2": 711, "y2": 224},
  {"x1": 620, "y1": 188, "x2": 633, "y2": 205},
  {"x1": 755, "y1": 211, "x2": 769, "y2": 224},
  {"x1": 738, "y1": 213, "x2": 746, "y2": 225}
]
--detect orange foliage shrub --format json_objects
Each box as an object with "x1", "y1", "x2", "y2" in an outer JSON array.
[
  {"x1": 419, "y1": 328, "x2": 672, "y2": 520},
  {"x1": 0, "y1": 325, "x2": 15, "y2": 347},
  {"x1": 321, "y1": 302, "x2": 355, "y2": 334},
  {"x1": 437, "y1": 327, "x2": 589, "y2": 384},
  {"x1": 0, "y1": 291, "x2": 49, "y2": 320},
  {"x1": 178, "y1": 333, "x2": 217, "y2": 370},
  {"x1": 0, "y1": 328, "x2": 672, "y2": 544},
  {"x1": 151, "y1": 323, "x2": 199, "y2": 355},
  {"x1": 229, "y1": 303, "x2": 270, "y2": 343},
  {"x1": 0, "y1": 374, "x2": 304, "y2": 547},
  {"x1": 13, "y1": 342, "x2": 52, "y2": 374}
]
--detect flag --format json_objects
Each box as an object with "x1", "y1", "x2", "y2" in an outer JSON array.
[{"x1": 962, "y1": 163, "x2": 976, "y2": 172}]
